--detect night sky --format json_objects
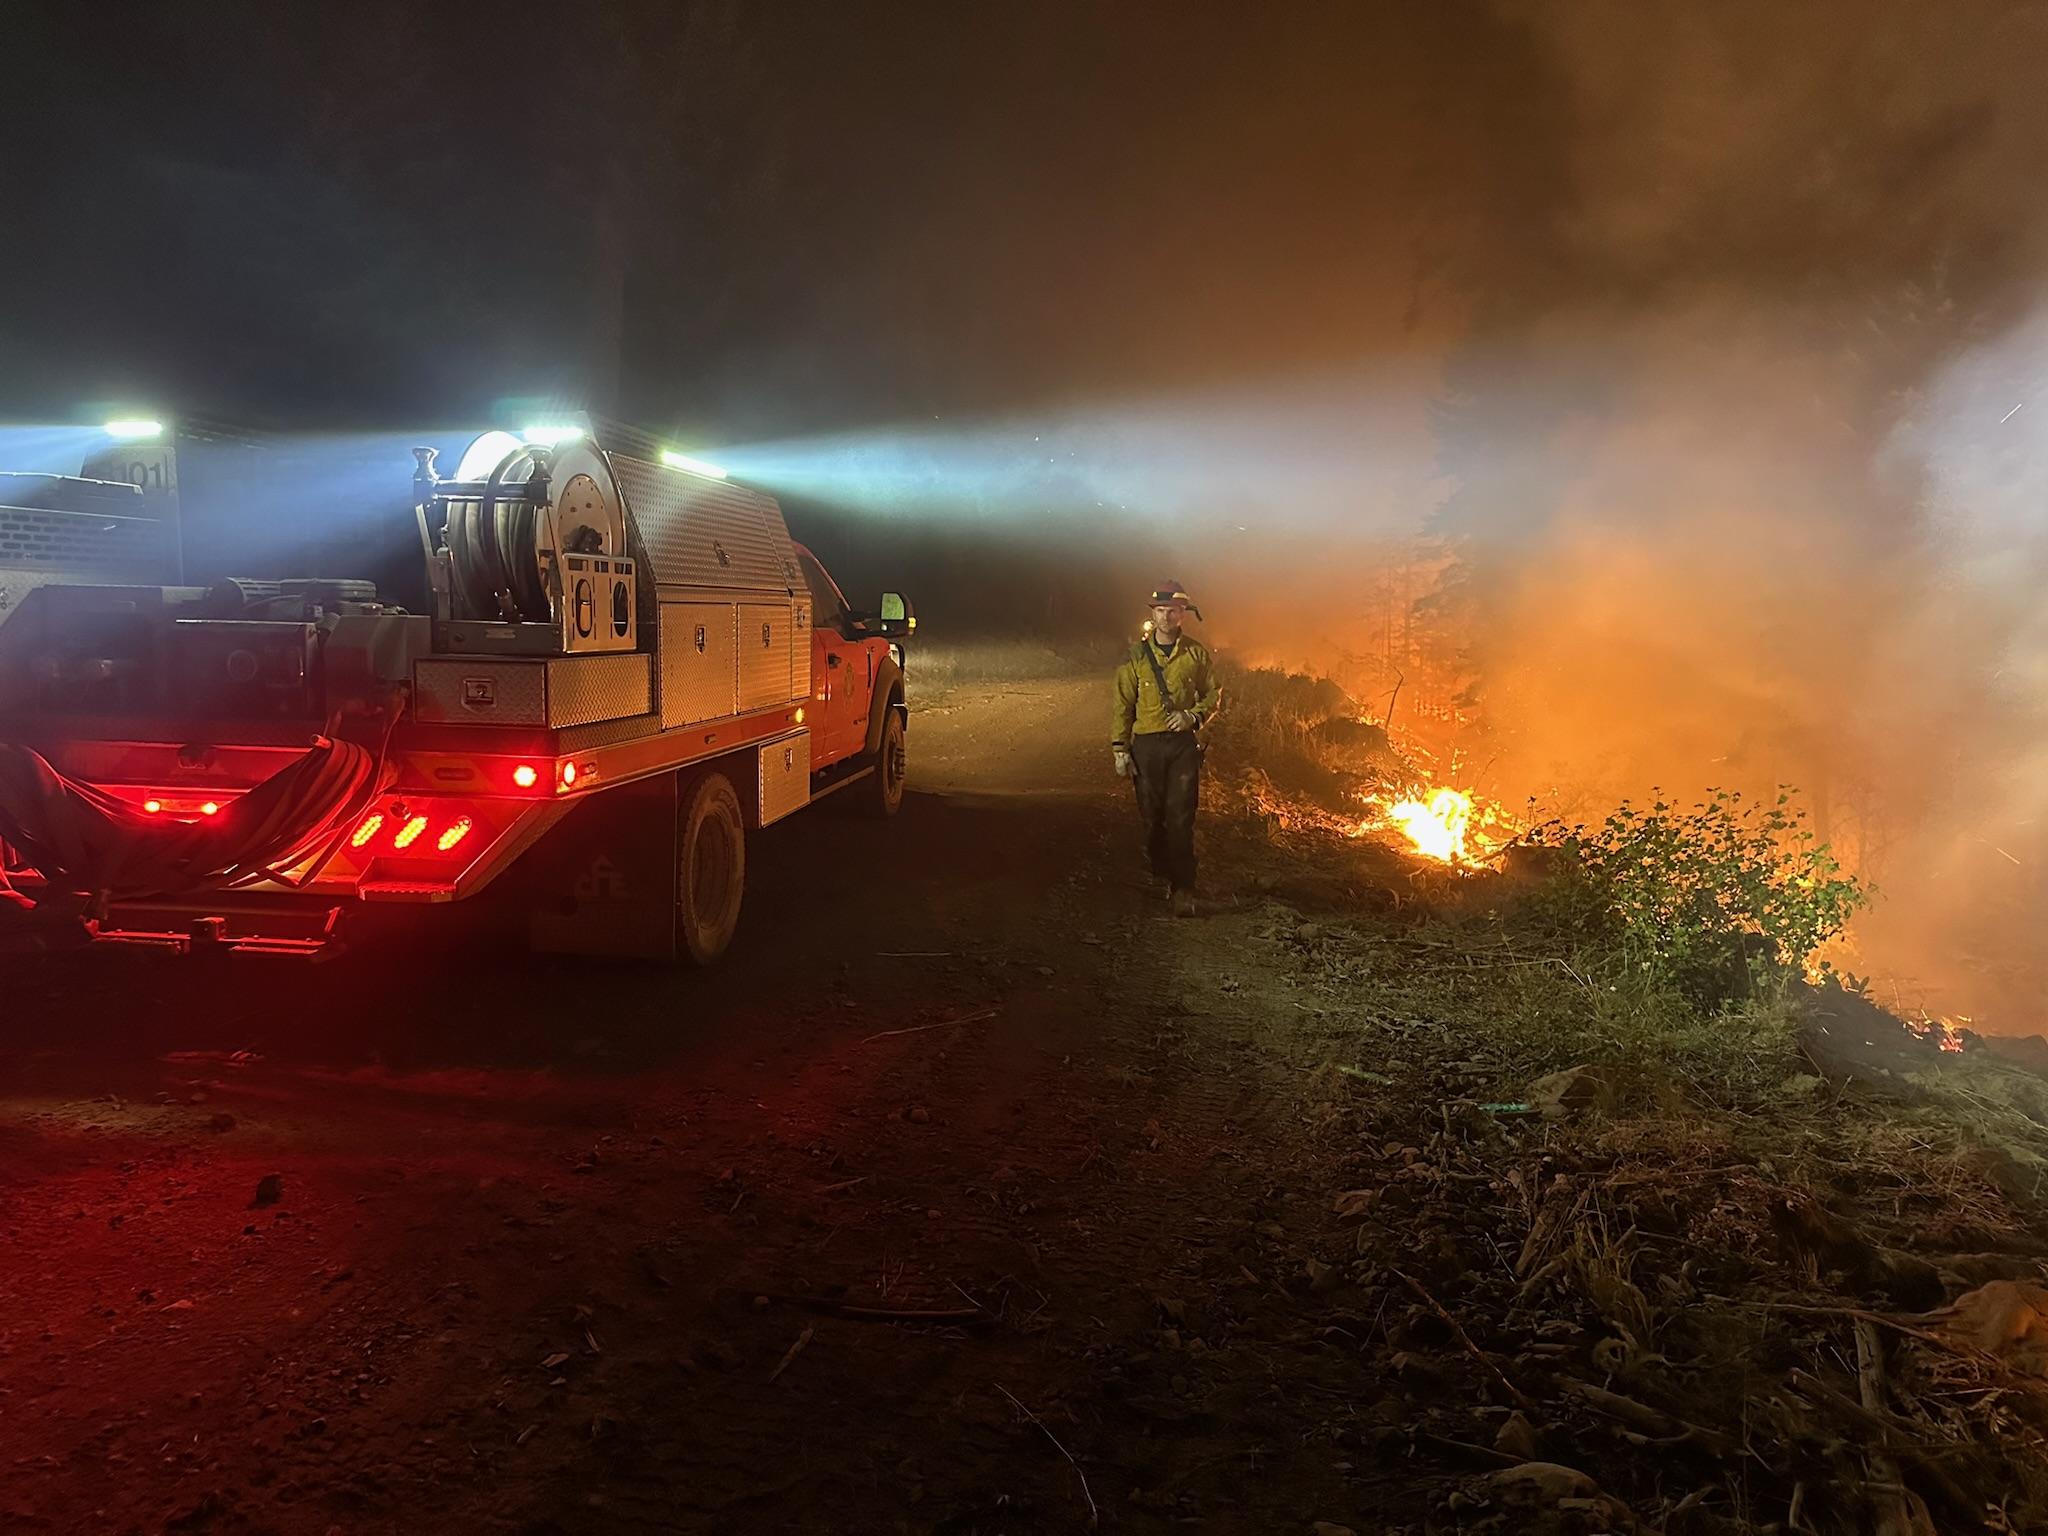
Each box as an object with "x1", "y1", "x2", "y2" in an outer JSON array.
[{"x1": 5, "y1": 4, "x2": 1553, "y2": 436}]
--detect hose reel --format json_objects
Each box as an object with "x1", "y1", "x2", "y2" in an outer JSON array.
[{"x1": 434, "y1": 434, "x2": 638, "y2": 651}]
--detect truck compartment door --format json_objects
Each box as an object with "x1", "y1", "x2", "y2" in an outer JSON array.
[
  {"x1": 737, "y1": 601, "x2": 793, "y2": 712},
  {"x1": 660, "y1": 601, "x2": 737, "y2": 727}
]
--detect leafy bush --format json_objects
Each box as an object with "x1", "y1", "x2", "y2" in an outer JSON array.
[{"x1": 1524, "y1": 789, "x2": 1868, "y2": 1005}]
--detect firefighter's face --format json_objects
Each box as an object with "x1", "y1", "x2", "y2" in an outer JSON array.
[{"x1": 1151, "y1": 603, "x2": 1185, "y2": 638}]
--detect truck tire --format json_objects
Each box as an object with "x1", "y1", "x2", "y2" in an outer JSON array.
[
  {"x1": 677, "y1": 769, "x2": 746, "y2": 964},
  {"x1": 857, "y1": 705, "x2": 907, "y2": 819}
]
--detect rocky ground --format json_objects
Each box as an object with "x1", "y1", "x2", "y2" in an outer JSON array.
[{"x1": 2, "y1": 660, "x2": 2045, "y2": 1534}]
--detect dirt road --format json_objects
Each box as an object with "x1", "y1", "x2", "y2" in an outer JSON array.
[{"x1": 0, "y1": 672, "x2": 1397, "y2": 1534}]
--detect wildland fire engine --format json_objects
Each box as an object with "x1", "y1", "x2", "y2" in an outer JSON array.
[{"x1": 0, "y1": 422, "x2": 913, "y2": 961}]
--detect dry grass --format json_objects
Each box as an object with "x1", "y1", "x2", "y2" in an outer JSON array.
[{"x1": 1218, "y1": 736, "x2": 2048, "y2": 1530}]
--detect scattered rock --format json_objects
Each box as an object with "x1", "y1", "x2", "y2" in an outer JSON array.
[
  {"x1": 1493, "y1": 1409, "x2": 1538, "y2": 1460},
  {"x1": 1487, "y1": 1462, "x2": 1635, "y2": 1530},
  {"x1": 1488, "y1": 1461, "x2": 1597, "y2": 1502},
  {"x1": 1330, "y1": 1189, "x2": 1378, "y2": 1219},
  {"x1": 1388, "y1": 1351, "x2": 1442, "y2": 1385},
  {"x1": 904, "y1": 1106, "x2": 930, "y2": 1124},
  {"x1": 1304, "y1": 1257, "x2": 1342, "y2": 1294},
  {"x1": 1526, "y1": 1067, "x2": 1612, "y2": 1121},
  {"x1": 251, "y1": 1174, "x2": 284, "y2": 1207},
  {"x1": 206, "y1": 1113, "x2": 237, "y2": 1133}
]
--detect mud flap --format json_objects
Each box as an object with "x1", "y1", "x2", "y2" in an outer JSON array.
[{"x1": 524, "y1": 773, "x2": 681, "y2": 960}]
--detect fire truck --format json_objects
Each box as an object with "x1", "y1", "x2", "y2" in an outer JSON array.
[{"x1": 0, "y1": 423, "x2": 913, "y2": 962}]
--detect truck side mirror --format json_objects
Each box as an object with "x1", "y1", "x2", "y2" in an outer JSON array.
[{"x1": 877, "y1": 591, "x2": 915, "y2": 639}]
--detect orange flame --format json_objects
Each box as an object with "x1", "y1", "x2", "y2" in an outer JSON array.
[
  {"x1": 1351, "y1": 782, "x2": 1516, "y2": 865},
  {"x1": 1387, "y1": 788, "x2": 1475, "y2": 863}
]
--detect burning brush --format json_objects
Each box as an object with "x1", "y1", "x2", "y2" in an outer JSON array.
[{"x1": 1351, "y1": 784, "x2": 1517, "y2": 866}]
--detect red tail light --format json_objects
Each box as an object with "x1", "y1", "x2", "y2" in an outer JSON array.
[
  {"x1": 350, "y1": 813, "x2": 385, "y2": 848},
  {"x1": 392, "y1": 814, "x2": 429, "y2": 850},
  {"x1": 200, "y1": 801, "x2": 221, "y2": 816},
  {"x1": 436, "y1": 817, "x2": 473, "y2": 852},
  {"x1": 142, "y1": 799, "x2": 163, "y2": 813},
  {"x1": 512, "y1": 764, "x2": 539, "y2": 789}
]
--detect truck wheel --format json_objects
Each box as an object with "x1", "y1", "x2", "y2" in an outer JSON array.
[
  {"x1": 677, "y1": 769, "x2": 746, "y2": 964},
  {"x1": 858, "y1": 706, "x2": 907, "y2": 819}
]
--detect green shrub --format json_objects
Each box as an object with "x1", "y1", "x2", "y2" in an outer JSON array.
[{"x1": 1524, "y1": 789, "x2": 1868, "y2": 1005}]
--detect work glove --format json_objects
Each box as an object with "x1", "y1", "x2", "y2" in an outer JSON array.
[
  {"x1": 1111, "y1": 743, "x2": 1135, "y2": 779},
  {"x1": 1163, "y1": 709, "x2": 1202, "y2": 733}
]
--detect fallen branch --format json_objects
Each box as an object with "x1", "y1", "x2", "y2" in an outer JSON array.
[
  {"x1": 767, "y1": 1325, "x2": 814, "y2": 1384},
  {"x1": 994, "y1": 1380, "x2": 1098, "y2": 1529},
  {"x1": 1556, "y1": 1377, "x2": 1735, "y2": 1455},
  {"x1": 1711, "y1": 1295, "x2": 2011, "y2": 1370},
  {"x1": 858, "y1": 1007, "x2": 1001, "y2": 1046},
  {"x1": 749, "y1": 1291, "x2": 992, "y2": 1326},
  {"x1": 1392, "y1": 1268, "x2": 1534, "y2": 1409},
  {"x1": 1787, "y1": 1369, "x2": 1976, "y2": 1515},
  {"x1": 1857, "y1": 1319, "x2": 1938, "y2": 1536}
]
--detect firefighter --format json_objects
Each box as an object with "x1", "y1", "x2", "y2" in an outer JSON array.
[{"x1": 1111, "y1": 581, "x2": 1221, "y2": 916}]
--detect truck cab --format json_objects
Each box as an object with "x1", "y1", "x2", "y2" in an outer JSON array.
[{"x1": 794, "y1": 541, "x2": 910, "y2": 788}]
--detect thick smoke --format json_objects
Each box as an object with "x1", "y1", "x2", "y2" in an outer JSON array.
[
  {"x1": 801, "y1": 4, "x2": 2048, "y2": 1026},
  {"x1": 1206, "y1": 3, "x2": 2048, "y2": 1027}
]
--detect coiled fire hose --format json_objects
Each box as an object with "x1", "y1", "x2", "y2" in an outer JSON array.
[{"x1": 0, "y1": 715, "x2": 396, "y2": 913}]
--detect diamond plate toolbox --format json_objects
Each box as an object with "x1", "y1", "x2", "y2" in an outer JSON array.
[
  {"x1": 755, "y1": 729, "x2": 810, "y2": 827},
  {"x1": 736, "y1": 601, "x2": 795, "y2": 711},
  {"x1": 609, "y1": 454, "x2": 800, "y2": 593},
  {"x1": 659, "y1": 600, "x2": 736, "y2": 728},
  {"x1": 413, "y1": 653, "x2": 653, "y2": 728}
]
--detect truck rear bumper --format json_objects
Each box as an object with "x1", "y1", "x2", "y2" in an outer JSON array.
[{"x1": 0, "y1": 880, "x2": 348, "y2": 956}]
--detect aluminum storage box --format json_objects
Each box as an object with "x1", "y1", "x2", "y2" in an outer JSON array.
[{"x1": 413, "y1": 652, "x2": 652, "y2": 728}]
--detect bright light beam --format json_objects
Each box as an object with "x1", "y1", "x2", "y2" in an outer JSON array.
[
  {"x1": 707, "y1": 366, "x2": 1436, "y2": 533},
  {"x1": 659, "y1": 450, "x2": 728, "y2": 479},
  {"x1": 103, "y1": 418, "x2": 164, "y2": 440}
]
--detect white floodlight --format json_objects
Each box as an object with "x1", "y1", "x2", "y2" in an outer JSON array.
[
  {"x1": 660, "y1": 449, "x2": 728, "y2": 479},
  {"x1": 104, "y1": 418, "x2": 163, "y2": 440}
]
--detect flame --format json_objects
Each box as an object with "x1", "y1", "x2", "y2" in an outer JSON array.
[
  {"x1": 1907, "y1": 1013, "x2": 1969, "y2": 1053},
  {"x1": 1386, "y1": 788, "x2": 1475, "y2": 863},
  {"x1": 1348, "y1": 782, "x2": 1514, "y2": 865}
]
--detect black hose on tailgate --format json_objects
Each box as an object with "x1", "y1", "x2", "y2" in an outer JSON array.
[{"x1": 0, "y1": 728, "x2": 388, "y2": 910}]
